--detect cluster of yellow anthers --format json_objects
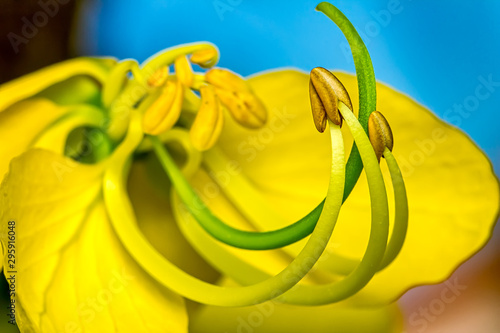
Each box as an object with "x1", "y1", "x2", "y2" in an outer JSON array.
[{"x1": 140, "y1": 46, "x2": 267, "y2": 151}]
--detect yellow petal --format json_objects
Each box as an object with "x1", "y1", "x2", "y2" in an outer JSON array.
[
  {"x1": 126, "y1": 155, "x2": 220, "y2": 283},
  {"x1": 0, "y1": 149, "x2": 187, "y2": 332},
  {"x1": 189, "y1": 279, "x2": 402, "y2": 333},
  {"x1": 0, "y1": 99, "x2": 106, "y2": 181},
  {"x1": 0, "y1": 57, "x2": 115, "y2": 111},
  {"x1": 199, "y1": 69, "x2": 499, "y2": 305},
  {"x1": 189, "y1": 85, "x2": 224, "y2": 151},
  {"x1": 0, "y1": 99, "x2": 66, "y2": 180}
]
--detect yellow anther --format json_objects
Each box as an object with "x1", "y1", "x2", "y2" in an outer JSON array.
[
  {"x1": 190, "y1": 85, "x2": 224, "y2": 151},
  {"x1": 215, "y1": 88, "x2": 267, "y2": 128},
  {"x1": 309, "y1": 67, "x2": 353, "y2": 131},
  {"x1": 190, "y1": 48, "x2": 219, "y2": 68},
  {"x1": 205, "y1": 68, "x2": 251, "y2": 93},
  {"x1": 143, "y1": 79, "x2": 184, "y2": 135},
  {"x1": 147, "y1": 66, "x2": 170, "y2": 87},
  {"x1": 174, "y1": 55, "x2": 194, "y2": 87},
  {"x1": 368, "y1": 111, "x2": 394, "y2": 161},
  {"x1": 205, "y1": 68, "x2": 267, "y2": 128}
]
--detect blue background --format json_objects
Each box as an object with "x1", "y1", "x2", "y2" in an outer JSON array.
[{"x1": 75, "y1": 0, "x2": 500, "y2": 174}]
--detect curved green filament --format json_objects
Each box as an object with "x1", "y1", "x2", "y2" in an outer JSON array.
[
  {"x1": 106, "y1": 119, "x2": 346, "y2": 306},
  {"x1": 314, "y1": 147, "x2": 409, "y2": 275},
  {"x1": 316, "y1": 2, "x2": 377, "y2": 201},
  {"x1": 379, "y1": 148, "x2": 408, "y2": 269},
  {"x1": 169, "y1": 107, "x2": 391, "y2": 305},
  {"x1": 172, "y1": 191, "x2": 276, "y2": 285},
  {"x1": 278, "y1": 103, "x2": 388, "y2": 305},
  {"x1": 151, "y1": 136, "x2": 324, "y2": 250}
]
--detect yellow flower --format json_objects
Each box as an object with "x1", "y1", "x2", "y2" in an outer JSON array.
[{"x1": 0, "y1": 4, "x2": 498, "y2": 333}]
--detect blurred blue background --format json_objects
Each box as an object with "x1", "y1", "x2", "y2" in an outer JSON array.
[{"x1": 74, "y1": 0, "x2": 500, "y2": 174}]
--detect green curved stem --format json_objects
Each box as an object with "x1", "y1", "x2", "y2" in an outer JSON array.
[
  {"x1": 106, "y1": 116, "x2": 347, "y2": 306},
  {"x1": 316, "y1": 1, "x2": 377, "y2": 201},
  {"x1": 151, "y1": 135, "x2": 322, "y2": 250}
]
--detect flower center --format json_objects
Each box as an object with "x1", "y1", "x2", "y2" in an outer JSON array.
[{"x1": 99, "y1": 2, "x2": 409, "y2": 307}]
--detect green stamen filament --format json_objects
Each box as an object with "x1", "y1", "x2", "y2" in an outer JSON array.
[
  {"x1": 152, "y1": 136, "x2": 322, "y2": 250},
  {"x1": 277, "y1": 102, "x2": 388, "y2": 305},
  {"x1": 167, "y1": 104, "x2": 391, "y2": 305},
  {"x1": 314, "y1": 147, "x2": 409, "y2": 275},
  {"x1": 378, "y1": 148, "x2": 408, "y2": 269}
]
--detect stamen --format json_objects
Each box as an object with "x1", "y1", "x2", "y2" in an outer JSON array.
[
  {"x1": 174, "y1": 56, "x2": 194, "y2": 87},
  {"x1": 278, "y1": 103, "x2": 389, "y2": 305},
  {"x1": 368, "y1": 111, "x2": 394, "y2": 161},
  {"x1": 142, "y1": 79, "x2": 184, "y2": 135},
  {"x1": 205, "y1": 68, "x2": 267, "y2": 128},
  {"x1": 189, "y1": 85, "x2": 224, "y2": 151}
]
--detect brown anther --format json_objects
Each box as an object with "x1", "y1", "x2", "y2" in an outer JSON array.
[
  {"x1": 368, "y1": 111, "x2": 394, "y2": 161},
  {"x1": 147, "y1": 66, "x2": 170, "y2": 87},
  {"x1": 309, "y1": 67, "x2": 353, "y2": 132}
]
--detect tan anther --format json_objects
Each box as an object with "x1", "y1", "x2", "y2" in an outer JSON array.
[
  {"x1": 309, "y1": 67, "x2": 353, "y2": 131},
  {"x1": 368, "y1": 111, "x2": 394, "y2": 161}
]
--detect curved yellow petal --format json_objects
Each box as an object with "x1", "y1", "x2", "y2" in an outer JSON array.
[
  {"x1": 126, "y1": 155, "x2": 220, "y2": 283},
  {"x1": 189, "y1": 280, "x2": 402, "y2": 333},
  {"x1": 200, "y1": 69, "x2": 499, "y2": 305},
  {"x1": 0, "y1": 99, "x2": 106, "y2": 181},
  {"x1": 0, "y1": 57, "x2": 115, "y2": 111},
  {"x1": 0, "y1": 149, "x2": 187, "y2": 332}
]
